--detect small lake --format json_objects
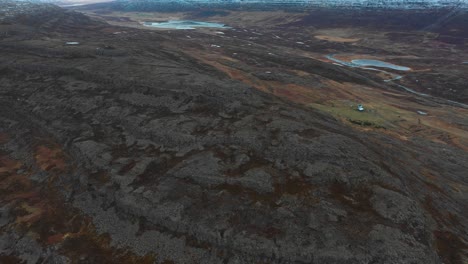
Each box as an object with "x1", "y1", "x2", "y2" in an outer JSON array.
[
  {"x1": 143, "y1": 20, "x2": 229, "y2": 30},
  {"x1": 326, "y1": 54, "x2": 409, "y2": 82},
  {"x1": 350, "y1": 59, "x2": 411, "y2": 71}
]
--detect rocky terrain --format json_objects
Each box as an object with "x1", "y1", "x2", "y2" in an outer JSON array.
[{"x1": 0, "y1": 1, "x2": 467, "y2": 263}]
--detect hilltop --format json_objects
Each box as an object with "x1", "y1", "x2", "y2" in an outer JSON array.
[{"x1": 0, "y1": 1, "x2": 467, "y2": 263}]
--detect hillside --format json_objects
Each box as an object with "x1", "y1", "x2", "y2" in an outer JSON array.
[{"x1": 0, "y1": 2, "x2": 467, "y2": 264}]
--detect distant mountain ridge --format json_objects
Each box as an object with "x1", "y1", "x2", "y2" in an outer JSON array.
[
  {"x1": 113, "y1": 0, "x2": 468, "y2": 11},
  {"x1": 8, "y1": 0, "x2": 467, "y2": 11}
]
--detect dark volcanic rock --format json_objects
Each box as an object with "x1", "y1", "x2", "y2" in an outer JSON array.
[{"x1": 0, "y1": 3, "x2": 467, "y2": 264}]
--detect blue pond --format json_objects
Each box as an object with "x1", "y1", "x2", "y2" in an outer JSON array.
[
  {"x1": 143, "y1": 20, "x2": 229, "y2": 30},
  {"x1": 350, "y1": 59, "x2": 411, "y2": 71}
]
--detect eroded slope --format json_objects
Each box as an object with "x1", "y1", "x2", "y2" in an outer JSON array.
[{"x1": 0, "y1": 4, "x2": 467, "y2": 264}]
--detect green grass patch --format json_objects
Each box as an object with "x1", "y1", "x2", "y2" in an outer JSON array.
[{"x1": 309, "y1": 102, "x2": 388, "y2": 129}]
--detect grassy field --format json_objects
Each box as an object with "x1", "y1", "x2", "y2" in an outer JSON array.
[{"x1": 309, "y1": 101, "x2": 399, "y2": 129}]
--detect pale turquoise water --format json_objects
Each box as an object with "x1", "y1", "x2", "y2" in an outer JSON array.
[
  {"x1": 350, "y1": 59, "x2": 411, "y2": 71},
  {"x1": 143, "y1": 20, "x2": 229, "y2": 30},
  {"x1": 326, "y1": 54, "x2": 407, "y2": 82}
]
